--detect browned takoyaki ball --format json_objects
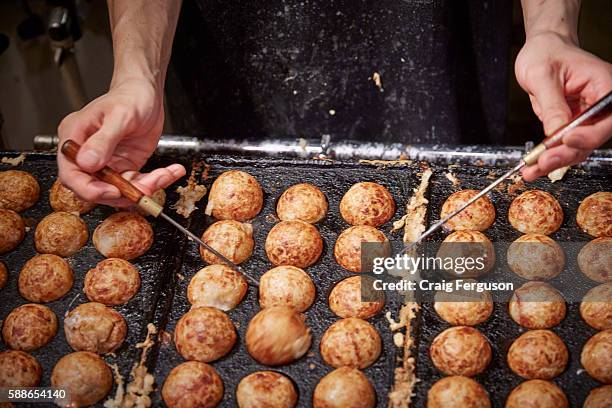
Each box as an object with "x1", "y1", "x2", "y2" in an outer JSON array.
[
  {"x1": 505, "y1": 380, "x2": 568, "y2": 408},
  {"x1": 440, "y1": 190, "x2": 495, "y2": 232},
  {"x1": 508, "y1": 282, "x2": 566, "y2": 329},
  {"x1": 51, "y1": 351, "x2": 113, "y2": 408},
  {"x1": 0, "y1": 261, "x2": 7, "y2": 289},
  {"x1": 265, "y1": 220, "x2": 323, "y2": 268},
  {"x1": 320, "y1": 318, "x2": 382, "y2": 369},
  {"x1": 508, "y1": 190, "x2": 563, "y2": 235},
  {"x1": 64, "y1": 302, "x2": 127, "y2": 354},
  {"x1": 0, "y1": 208, "x2": 25, "y2": 253},
  {"x1": 0, "y1": 170, "x2": 40, "y2": 212},
  {"x1": 206, "y1": 170, "x2": 264, "y2": 221},
  {"x1": 199, "y1": 220, "x2": 254, "y2": 265},
  {"x1": 2, "y1": 303, "x2": 57, "y2": 351},
  {"x1": 84, "y1": 258, "x2": 141, "y2": 306},
  {"x1": 277, "y1": 183, "x2": 328, "y2": 224},
  {"x1": 0, "y1": 350, "x2": 42, "y2": 387},
  {"x1": 35, "y1": 211, "x2": 88, "y2": 257},
  {"x1": 578, "y1": 237, "x2": 612, "y2": 283},
  {"x1": 580, "y1": 283, "x2": 612, "y2": 330},
  {"x1": 507, "y1": 330, "x2": 568, "y2": 380},
  {"x1": 259, "y1": 266, "x2": 316, "y2": 312},
  {"x1": 436, "y1": 230, "x2": 495, "y2": 278},
  {"x1": 93, "y1": 212, "x2": 153, "y2": 260},
  {"x1": 430, "y1": 326, "x2": 491, "y2": 377},
  {"x1": 49, "y1": 179, "x2": 96, "y2": 214},
  {"x1": 162, "y1": 361, "x2": 224, "y2": 408},
  {"x1": 236, "y1": 371, "x2": 298, "y2": 408},
  {"x1": 507, "y1": 234, "x2": 565, "y2": 280},
  {"x1": 427, "y1": 376, "x2": 491, "y2": 408},
  {"x1": 576, "y1": 192, "x2": 612, "y2": 237},
  {"x1": 339, "y1": 182, "x2": 395, "y2": 227},
  {"x1": 313, "y1": 367, "x2": 376, "y2": 408},
  {"x1": 328, "y1": 276, "x2": 385, "y2": 319},
  {"x1": 174, "y1": 306, "x2": 237, "y2": 363},
  {"x1": 18, "y1": 254, "x2": 74, "y2": 303},
  {"x1": 584, "y1": 385, "x2": 612, "y2": 408},
  {"x1": 433, "y1": 281, "x2": 493, "y2": 326},
  {"x1": 187, "y1": 264, "x2": 248, "y2": 311},
  {"x1": 581, "y1": 330, "x2": 612, "y2": 384},
  {"x1": 334, "y1": 226, "x2": 389, "y2": 273}
]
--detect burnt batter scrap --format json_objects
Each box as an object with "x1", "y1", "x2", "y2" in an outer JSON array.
[{"x1": 172, "y1": 163, "x2": 207, "y2": 218}]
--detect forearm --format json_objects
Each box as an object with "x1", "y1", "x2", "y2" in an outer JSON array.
[{"x1": 520, "y1": 0, "x2": 580, "y2": 43}]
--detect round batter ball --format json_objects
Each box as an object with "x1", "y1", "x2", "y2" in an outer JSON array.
[
  {"x1": 436, "y1": 230, "x2": 495, "y2": 278},
  {"x1": 507, "y1": 234, "x2": 565, "y2": 280},
  {"x1": 328, "y1": 276, "x2": 385, "y2": 319},
  {"x1": 51, "y1": 351, "x2": 113, "y2": 408},
  {"x1": 507, "y1": 330, "x2": 568, "y2": 379},
  {"x1": 162, "y1": 361, "x2": 223, "y2": 408},
  {"x1": 0, "y1": 350, "x2": 42, "y2": 387},
  {"x1": 440, "y1": 190, "x2": 495, "y2": 232},
  {"x1": 320, "y1": 318, "x2": 381, "y2": 369},
  {"x1": 236, "y1": 371, "x2": 298, "y2": 408},
  {"x1": 433, "y1": 281, "x2": 493, "y2": 326},
  {"x1": 93, "y1": 211, "x2": 153, "y2": 260},
  {"x1": 84, "y1": 258, "x2": 141, "y2": 306},
  {"x1": 508, "y1": 282, "x2": 566, "y2": 329},
  {"x1": 18, "y1": 254, "x2": 74, "y2": 303},
  {"x1": 505, "y1": 380, "x2": 568, "y2": 408},
  {"x1": 64, "y1": 302, "x2": 127, "y2": 354},
  {"x1": 334, "y1": 226, "x2": 389, "y2": 273},
  {"x1": 430, "y1": 326, "x2": 491, "y2": 377},
  {"x1": 199, "y1": 220, "x2": 254, "y2": 265},
  {"x1": 35, "y1": 211, "x2": 88, "y2": 257},
  {"x1": 577, "y1": 192, "x2": 612, "y2": 237},
  {"x1": 508, "y1": 190, "x2": 563, "y2": 235},
  {"x1": 581, "y1": 283, "x2": 612, "y2": 330},
  {"x1": 581, "y1": 330, "x2": 612, "y2": 384},
  {"x1": 265, "y1": 220, "x2": 323, "y2": 268},
  {"x1": 259, "y1": 266, "x2": 315, "y2": 312},
  {"x1": 206, "y1": 170, "x2": 264, "y2": 221},
  {"x1": 0, "y1": 170, "x2": 40, "y2": 212},
  {"x1": 187, "y1": 264, "x2": 248, "y2": 311},
  {"x1": 277, "y1": 183, "x2": 328, "y2": 224},
  {"x1": 49, "y1": 179, "x2": 96, "y2": 214},
  {"x1": 427, "y1": 376, "x2": 490, "y2": 408},
  {"x1": 2, "y1": 303, "x2": 57, "y2": 351},
  {"x1": 339, "y1": 182, "x2": 395, "y2": 227},
  {"x1": 0, "y1": 208, "x2": 25, "y2": 254},
  {"x1": 578, "y1": 237, "x2": 612, "y2": 283},
  {"x1": 584, "y1": 385, "x2": 612, "y2": 408},
  {"x1": 174, "y1": 306, "x2": 236, "y2": 362},
  {"x1": 313, "y1": 367, "x2": 376, "y2": 408},
  {"x1": 246, "y1": 306, "x2": 312, "y2": 366},
  {"x1": 0, "y1": 261, "x2": 7, "y2": 289}
]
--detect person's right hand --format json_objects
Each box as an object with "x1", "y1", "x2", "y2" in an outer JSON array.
[{"x1": 57, "y1": 78, "x2": 186, "y2": 207}]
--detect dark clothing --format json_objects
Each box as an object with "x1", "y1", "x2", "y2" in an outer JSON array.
[{"x1": 166, "y1": 0, "x2": 512, "y2": 144}]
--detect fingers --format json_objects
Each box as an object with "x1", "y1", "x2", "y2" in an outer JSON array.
[
  {"x1": 521, "y1": 144, "x2": 589, "y2": 181},
  {"x1": 58, "y1": 162, "x2": 121, "y2": 203},
  {"x1": 529, "y1": 72, "x2": 572, "y2": 136},
  {"x1": 76, "y1": 109, "x2": 130, "y2": 172},
  {"x1": 563, "y1": 116, "x2": 612, "y2": 150},
  {"x1": 129, "y1": 164, "x2": 186, "y2": 195}
]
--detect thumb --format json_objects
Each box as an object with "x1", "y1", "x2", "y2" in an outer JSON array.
[
  {"x1": 76, "y1": 110, "x2": 129, "y2": 172},
  {"x1": 531, "y1": 75, "x2": 572, "y2": 136}
]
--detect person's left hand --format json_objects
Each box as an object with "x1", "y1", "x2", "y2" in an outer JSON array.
[{"x1": 515, "y1": 32, "x2": 612, "y2": 181}]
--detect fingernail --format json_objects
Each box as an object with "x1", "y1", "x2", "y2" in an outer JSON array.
[
  {"x1": 548, "y1": 156, "x2": 561, "y2": 166},
  {"x1": 169, "y1": 165, "x2": 184, "y2": 176},
  {"x1": 80, "y1": 149, "x2": 101, "y2": 168},
  {"x1": 101, "y1": 190, "x2": 119, "y2": 200}
]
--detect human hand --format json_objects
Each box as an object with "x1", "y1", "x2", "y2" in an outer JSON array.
[
  {"x1": 515, "y1": 32, "x2": 612, "y2": 181},
  {"x1": 57, "y1": 78, "x2": 186, "y2": 206}
]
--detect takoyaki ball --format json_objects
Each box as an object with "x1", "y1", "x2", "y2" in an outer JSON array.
[
  {"x1": 507, "y1": 330, "x2": 568, "y2": 379},
  {"x1": 18, "y1": 254, "x2": 74, "y2": 303},
  {"x1": 505, "y1": 380, "x2": 568, "y2": 408},
  {"x1": 51, "y1": 351, "x2": 113, "y2": 408},
  {"x1": 136, "y1": 188, "x2": 166, "y2": 217},
  {"x1": 265, "y1": 220, "x2": 323, "y2": 268},
  {"x1": 507, "y1": 234, "x2": 565, "y2": 280},
  {"x1": 0, "y1": 261, "x2": 7, "y2": 289},
  {"x1": 434, "y1": 281, "x2": 493, "y2": 326},
  {"x1": 277, "y1": 183, "x2": 328, "y2": 224},
  {"x1": 339, "y1": 182, "x2": 395, "y2": 227},
  {"x1": 334, "y1": 226, "x2": 389, "y2": 273},
  {"x1": 174, "y1": 306, "x2": 236, "y2": 362},
  {"x1": 64, "y1": 302, "x2": 127, "y2": 354},
  {"x1": 584, "y1": 385, "x2": 612, "y2": 408},
  {"x1": 320, "y1": 318, "x2": 381, "y2": 369},
  {"x1": 430, "y1": 326, "x2": 491, "y2": 377},
  {"x1": 580, "y1": 283, "x2": 612, "y2": 330},
  {"x1": 246, "y1": 306, "x2": 312, "y2": 366},
  {"x1": 49, "y1": 179, "x2": 96, "y2": 214},
  {"x1": 508, "y1": 190, "x2": 563, "y2": 235},
  {"x1": 2, "y1": 304, "x2": 57, "y2": 351},
  {"x1": 440, "y1": 190, "x2": 495, "y2": 232},
  {"x1": 35, "y1": 211, "x2": 88, "y2": 257},
  {"x1": 508, "y1": 282, "x2": 566, "y2": 329},
  {"x1": 0, "y1": 170, "x2": 40, "y2": 212},
  {"x1": 328, "y1": 276, "x2": 385, "y2": 319},
  {"x1": 576, "y1": 192, "x2": 612, "y2": 237},
  {"x1": 427, "y1": 376, "x2": 491, "y2": 408},
  {"x1": 0, "y1": 350, "x2": 42, "y2": 387},
  {"x1": 581, "y1": 330, "x2": 612, "y2": 384},
  {"x1": 206, "y1": 170, "x2": 264, "y2": 221},
  {"x1": 199, "y1": 220, "x2": 254, "y2": 265},
  {"x1": 578, "y1": 237, "x2": 612, "y2": 283},
  {"x1": 236, "y1": 371, "x2": 298, "y2": 408},
  {"x1": 436, "y1": 230, "x2": 495, "y2": 278},
  {"x1": 187, "y1": 264, "x2": 248, "y2": 311},
  {"x1": 259, "y1": 266, "x2": 315, "y2": 312},
  {"x1": 84, "y1": 258, "x2": 141, "y2": 306},
  {"x1": 162, "y1": 361, "x2": 223, "y2": 408},
  {"x1": 0, "y1": 208, "x2": 25, "y2": 253},
  {"x1": 93, "y1": 212, "x2": 153, "y2": 260},
  {"x1": 313, "y1": 367, "x2": 376, "y2": 408}
]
